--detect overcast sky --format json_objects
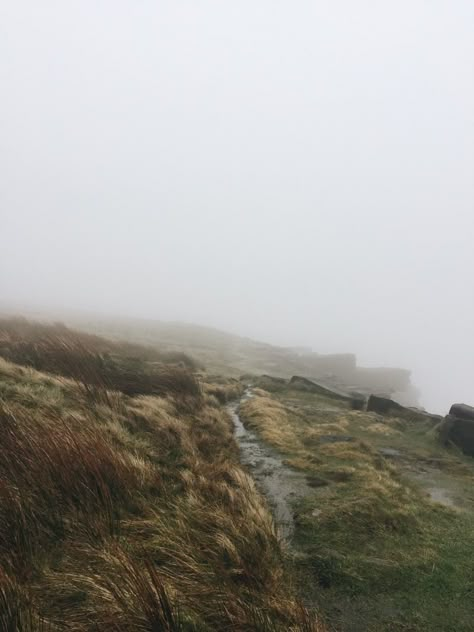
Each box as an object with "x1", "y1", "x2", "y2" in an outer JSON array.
[{"x1": 1, "y1": 1, "x2": 473, "y2": 413}]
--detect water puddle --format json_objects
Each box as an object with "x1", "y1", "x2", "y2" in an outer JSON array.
[
  {"x1": 408, "y1": 471, "x2": 457, "y2": 508},
  {"x1": 427, "y1": 487, "x2": 455, "y2": 507},
  {"x1": 228, "y1": 391, "x2": 312, "y2": 539},
  {"x1": 376, "y1": 446, "x2": 458, "y2": 509}
]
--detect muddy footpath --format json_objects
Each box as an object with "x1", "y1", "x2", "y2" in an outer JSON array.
[{"x1": 227, "y1": 391, "x2": 312, "y2": 539}]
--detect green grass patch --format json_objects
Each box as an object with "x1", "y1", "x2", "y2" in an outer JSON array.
[{"x1": 241, "y1": 386, "x2": 474, "y2": 631}]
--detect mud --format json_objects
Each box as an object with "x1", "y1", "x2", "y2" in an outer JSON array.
[{"x1": 228, "y1": 391, "x2": 312, "y2": 539}]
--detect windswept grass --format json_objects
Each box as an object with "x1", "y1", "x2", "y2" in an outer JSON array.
[
  {"x1": 0, "y1": 317, "x2": 202, "y2": 414},
  {"x1": 0, "y1": 317, "x2": 198, "y2": 369},
  {"x1": 0, "y1": 327, "x2": 324, "y2": 631},
  {"x1": 240, "y1": 388, "x2": 474, "y2": 632},
  {"x1": 201, "y1": 377, "x2": 244, "y2": 404}
]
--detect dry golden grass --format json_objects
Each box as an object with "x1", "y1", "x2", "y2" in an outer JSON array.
[
  {"x1": 239, "y1": 391, "x2": 446, "y2": 536},
  {"x1": 362, "y1": 422, "x2": 400, "y2": 436},
  {"x1": 0, "y1": 317, "x2": 197, "y2": 368},
  {"x1": 0, "y1": 335, "x2": 325, "y2": 630},
  {"x1": 238, "y1": 395, "x2": 297, "y2": 451},
  {"x1": 0, "y1": 317, "x2": 201, "y2": 407},
  {"x1": 201, "y1": 378, "x2": 244, "y2": 404}
]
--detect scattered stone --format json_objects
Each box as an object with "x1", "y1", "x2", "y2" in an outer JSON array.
[{"x1": 440, "y1": 403, "x2": 474, "y2": 457}]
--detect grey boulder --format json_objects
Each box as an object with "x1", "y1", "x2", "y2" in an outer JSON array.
[{"x1": 440, "y1": 403, "x2": 474, "y2": 456}]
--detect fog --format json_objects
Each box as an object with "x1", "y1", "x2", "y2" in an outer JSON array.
[{"x1": 1, "y1": 1, "x2": 473, "y2": 414}]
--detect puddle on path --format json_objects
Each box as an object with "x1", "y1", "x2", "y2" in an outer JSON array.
[
  {"x1": 427, "y1": 486, "x2": 456, "y2": 507},
  {"x1": 228, "y1": 392, "x2": 312, "y2": 539},
  {"x1": 230, "y1": 394, "x2": 461, "y2": 537},
  {"x1": 378, "y1": 447, "x2": 458, "y2": 509},
  {"x1": 408, "y1": 471, "x2": 457, "y2": 508}
]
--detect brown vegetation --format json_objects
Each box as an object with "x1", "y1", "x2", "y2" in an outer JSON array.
[
  {"x1": 0, "y1": 317, "x2": 201, "y2": 409},
  {"x1": 0, "y1": 325, "x2": 324, "y2": 631},
  {"x1": 201, "y1": 377, "x2": 245, "y2": 404}
]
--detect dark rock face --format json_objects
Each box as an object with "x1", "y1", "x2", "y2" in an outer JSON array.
[
  {"x1": 441, "y1": 404, "x2": 474, "y2": 456},
  {"x1": 367, "y1": 395, "x2": 405, "y2": 415},
  {"x1": 350, "y1": 397, "x2": 366, "y2": 410},
  {"x1": 367, "y1": 395, "x2": 441, "y2": 424},
  {"x1": 261, "y1": 374, "x2": 287, "y2": 385},
  {"x1": 289, "y1": 375, "x2": 323, "y2": 392},
  {"x1": 449, "y1": 403, "x2": 474, "y2": 422},
  {"x1": 289, "y1": 376, "x2": 350, "y2": 401},
  {"x1": 257, "y1": 375, "x2": 288, "y2": 392}
]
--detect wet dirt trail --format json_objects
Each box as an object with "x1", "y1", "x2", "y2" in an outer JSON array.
[{"x1": 227, "y1": 391, "x2": 312, "y2": 540}]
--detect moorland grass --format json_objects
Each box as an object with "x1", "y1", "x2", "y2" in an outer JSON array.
[
  {"x1": 239, "y1": 388, "x2": 474, "y2": 632},
  {"x1": 0, "y1": 330, "x2": 325, "y2": 631}
]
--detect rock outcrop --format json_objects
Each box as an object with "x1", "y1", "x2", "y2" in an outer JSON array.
[
  {"x1": 367, "y1": 394, "x2": 441, "y2": 424},
  {"x1": 367, "y1": 395, "x2": 405, "y2": 415},
  {"x1": 257, "y1": 375, "x2": 288, "y2": 392},
  {"x1": 439, "y1": 403, "x2": 474, "y2": 456},
  {"x1": 289, "y1": 376, "x2": 350, "y2": 401}
]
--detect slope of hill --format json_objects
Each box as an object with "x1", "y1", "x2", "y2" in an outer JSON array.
[
  {"x1": 0, "y1": 318, "x2": 323, "y2": 631},
  {"x1": 1, "y1": 316, "x2": 472, "y2": 631},
  {"x1": 39, "y1": 311, "x2": 419, "y2": 407}
]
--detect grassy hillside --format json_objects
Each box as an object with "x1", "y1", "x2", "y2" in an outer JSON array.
[
  {"x1": 0, "y1": 319, "x2": 324, "y2": 631},
  {"x1": 239, "y1": 379, "x2": 474, "y2": 631},
  {"x1": 3, "y1": 316, "x2": 469, "y2": 631},
  {"x1": 14, "y1": 310, "x2": 419, "y2": 405}
]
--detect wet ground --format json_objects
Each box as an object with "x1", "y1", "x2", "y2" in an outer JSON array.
[
  {"x1": 228, "y1": 386, "x2": 474, "y2": 632},
  {"x1": 377, "y1": 446, "x2": 464, "y2": 509},
  {"x1": 229, "y1": 389, "x2": 472, "y2": 541},
  {"x1": 407, "y1": 468, "x2": 463, "y2": 509},
  {"x1": 228, "y1": 392, "x2": 312, "y2": 539}
]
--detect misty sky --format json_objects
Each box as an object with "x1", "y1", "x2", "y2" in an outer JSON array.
[{"x1": 1, "y1": 1, "x2": 473, "y2": 413}]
